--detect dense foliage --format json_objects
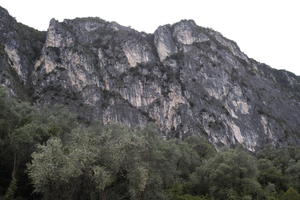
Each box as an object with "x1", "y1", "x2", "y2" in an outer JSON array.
[{"x1": 0, "y1": 87, "x2": 299, "y2": 200}]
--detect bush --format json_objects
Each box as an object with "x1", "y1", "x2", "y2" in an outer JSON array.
[{"x1": 280, "y1": 187, "x2": 300, "y2": 200}]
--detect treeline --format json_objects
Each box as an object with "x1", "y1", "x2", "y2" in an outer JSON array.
[{"x1": 0, "y1": 87, "x2": 299, "y2": 200}]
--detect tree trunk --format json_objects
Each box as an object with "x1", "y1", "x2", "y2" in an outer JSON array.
[{"x1": 4, "y1": 153, "x2": 18, "y2": 200}]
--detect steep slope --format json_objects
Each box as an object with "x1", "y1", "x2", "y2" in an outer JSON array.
[
  {"x1": 0, "y1": 6, "x2": 299, "y2": 151},
  {"x1": 0, "y1": 6, "x2": 46, "y2": 99}
]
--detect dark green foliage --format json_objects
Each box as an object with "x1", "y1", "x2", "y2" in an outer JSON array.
[
  {"x1": 167, "y1": 183, "x2": 211, "y2": 200},
  {"x1": 0, "y1": 87, "x2": 77, "y2": 199},
  {"x1": 286, "y1": 161, "x2": 300, "y2": 192},
  {"x1": 280, "y1": 187, "x2": 300, "y2": 200},
  {"x1": 257, "y1": 159, "x2": 288, "y2": 191},
  {"x1": 0, "y1": 43, "x2": 5, "y2": 55},
  {"x1": 187, "y1": 149, "x2": 263, "y2": 200},
  {"x1": 4, "y1": 175, "x2": 17, "y2": 200},
  {"x1": 257, "y1": 146, "x2": 300, "y2": 193}
]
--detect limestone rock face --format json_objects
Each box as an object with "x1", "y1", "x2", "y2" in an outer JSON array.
[
  {"x1": 0, "y1": 6, "x2": 299, "y2": 151},
  {"x1": 154, "y1": 25, "x2": 177, "y2": 61}
]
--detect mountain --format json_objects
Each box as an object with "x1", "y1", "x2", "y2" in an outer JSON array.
[{"x1": 0, "y1": 6, "x2": 299, "y2": 151}]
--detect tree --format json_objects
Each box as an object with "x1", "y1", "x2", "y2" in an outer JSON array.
[
  {"x1": 257, "y1": 159, "x2": 288, "y2": 191},
  {"x1": 28, "y1": 128, "x2": 113, "y2": 200},
  {"x1": 28, "y1": 124, "x2": 173, "y2": 200},
  {"x1": 286, "y1": 161, "x2": 300, "y2": 192},
  {"x1": 257, "y1": 146, "x2": 300, "y2": 193},
  {"x1": 188, "y1": 149, "x2": 263, "y2": 200},
  {"x1": 0, "y1": 87, "x2": 78, "y2": 199}
]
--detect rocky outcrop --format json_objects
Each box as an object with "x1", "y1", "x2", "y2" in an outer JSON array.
[
  {"x1": 0, "y1": 6, "x2": 299, "y2": 151},
  {"x1": 0, "y1": 6, "x2": 46, "y2": 98}
]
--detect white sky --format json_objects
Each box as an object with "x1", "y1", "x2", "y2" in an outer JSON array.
[{"x1": 1, "y1": 0, "x2": 299, "y2": 75}]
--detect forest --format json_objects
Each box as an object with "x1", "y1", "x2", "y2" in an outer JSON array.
[{"x1": 0, "y1": 86, "x2": 299, "y2": 200}]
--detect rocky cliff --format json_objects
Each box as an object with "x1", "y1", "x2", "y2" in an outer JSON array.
[{"x1": 0, "y1": 6, "x2": 299, "y2": 151}]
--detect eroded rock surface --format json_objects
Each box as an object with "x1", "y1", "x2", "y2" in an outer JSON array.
[{"x1": 0, "y1": 6, "x2": 299, "y2": 151}]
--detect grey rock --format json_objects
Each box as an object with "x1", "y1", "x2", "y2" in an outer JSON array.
[
  {"x1": 0, "y1": 6, "x2": 299, "y2": 151},
  {"x1": 0, "y1": 6, "x2": 46, "y2": 98},
  {"x1": 154, "y1": 25, "x2": 177, "y2": 61}
]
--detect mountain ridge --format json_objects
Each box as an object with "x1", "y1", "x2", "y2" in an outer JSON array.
[{"x1": 0, "y1": 5, "x2": 299, "y2": 151}]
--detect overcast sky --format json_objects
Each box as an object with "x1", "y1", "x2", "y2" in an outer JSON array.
[{"x1": 1, "y1": 0, "x2": 299, "y2": 75}]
